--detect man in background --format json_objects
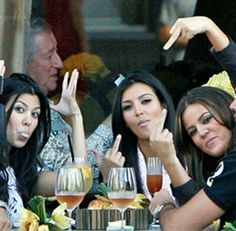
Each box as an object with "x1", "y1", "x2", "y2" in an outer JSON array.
[{"x1": 27, "y1": 18, "x2": 113, "y2": 192}]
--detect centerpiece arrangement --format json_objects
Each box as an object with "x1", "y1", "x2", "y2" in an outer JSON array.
[
  {"x1": 76, "y1": 182, "x2": 151, "y2": 230},
  {"x1": 87, "y1": 183, "x2": 148, "y2": 210},
  {"x1": 19, "y1": 196, "x2": 71, "y2": 231},
  {"x1": 19, "y1": 161, "x2": 93, "y2": 231}
]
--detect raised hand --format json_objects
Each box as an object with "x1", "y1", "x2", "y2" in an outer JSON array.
[
  {"x1": 150, "y1": 110, "x2": 191, "y2": 186},
  {"x1": 99, "y1": 134, "x2": 125, "y2": 182},
  {"x1": 51, "y1": 69, "x2": 81, "y2": 117},
  {"x1": 52, "y1": 69, "x2": 87, "y2": 159},
  {"x1": 163, "y1": 16, "x2": 213, "y2": 51},
  {"x1": 149, "y1": 109, "x2": 176, "y2": 165}
]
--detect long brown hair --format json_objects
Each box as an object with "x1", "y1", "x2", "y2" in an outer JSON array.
[{"x1": 175, "y1": 86, "x2": 235, "y2": 185}]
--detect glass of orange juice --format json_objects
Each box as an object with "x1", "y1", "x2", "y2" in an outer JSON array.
[{"x1": 72, "y1": 157, "x2": 93, "y2": 193}]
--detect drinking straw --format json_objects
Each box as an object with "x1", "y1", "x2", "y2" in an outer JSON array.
[{"x1": 67, "y1": 135, "x2": 75, "y2": 162}]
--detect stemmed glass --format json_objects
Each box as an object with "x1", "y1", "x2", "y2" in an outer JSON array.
[
  {"x1": 146, "y1": 157, "x2": 163, "y2": 227},
  {"x1": 55, "y1": 165, "x2": 85, "y2": 230},
  {"x1": 107, "y1": 167, "x2": 137, "y2": 230},
  {"x1": 72, "y1": 157, "x2": 93, "y2": 194}
]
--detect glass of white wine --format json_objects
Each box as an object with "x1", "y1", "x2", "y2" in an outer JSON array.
[
  {"x1": 107, "y1": 167, "x2": 137, "y2": 230},
  {"x1": 55, "y1": 165, "x2": 85, "y2": 230}
]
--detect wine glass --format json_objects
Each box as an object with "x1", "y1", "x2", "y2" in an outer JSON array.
[
  {"x1": 107, "y1": 167, "x2": 137, "y2": 230},
  {"x1": 146, "y1": 157, "x2": 163, "y2": 227},
  {"x1": 55, "y1": 165, "x2": 85, "y2": 230},
  {"x1": 70, "y1": 157, "x2": 93, "y2": 193}
]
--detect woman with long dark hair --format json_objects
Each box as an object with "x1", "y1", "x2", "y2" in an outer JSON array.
[
  {"x1": 99, "y1": 70, "x2": 183, "y2": 198},
  {"x1": 0, "y1": 67, "x2": 50, "y2": 230}
]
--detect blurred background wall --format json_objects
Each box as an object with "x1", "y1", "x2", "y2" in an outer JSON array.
[{"x1": 0, "y1": 0, "x2": 31, "y2": 75}]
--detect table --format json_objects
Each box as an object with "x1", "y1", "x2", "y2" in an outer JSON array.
[
  {"x1": 76, "y1": 208, "x2": 155, "y2": 230},
  {"x1": 13, "y1": 229, "x2": 161, "y2": 231}
]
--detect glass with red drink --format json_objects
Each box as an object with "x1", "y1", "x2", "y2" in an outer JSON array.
[{"x1": 147, "y1": 157, "x2": 163, "y2": 227}]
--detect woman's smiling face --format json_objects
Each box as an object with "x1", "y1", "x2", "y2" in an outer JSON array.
[
  {"x1": 121, "y1": 82, "x2": 164, "y2": 140},
  {"x1": 182, "y1": 103, "x2": 232, "y2": 157},
  {"x1": 6, "y1": 93, "x2": 41, "y2": 148}
]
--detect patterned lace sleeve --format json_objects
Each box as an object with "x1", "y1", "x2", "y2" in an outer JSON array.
[
  {"x1": 39, "y1": 109, "x2": 72, "y2": 171},
  {"x1": 86, "y1": 124, "x2": 114, "y2": 192}
]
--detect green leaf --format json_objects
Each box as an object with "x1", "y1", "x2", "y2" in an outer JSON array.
[
  {"x1": 28, "y1": 195, "x2": 48, "y2": 223},
  {"x1": 222, "y1": 221, "x2": 236, "y2": 231},
  {"x1": 46, "y1": 223, "x2": 63, "y2": 231},
  {"x1": 98, "y1": 182, "x2": 108, "y2": 198}
]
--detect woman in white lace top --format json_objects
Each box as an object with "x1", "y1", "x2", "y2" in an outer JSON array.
[{"x1": 99, "y1": 70, "x2": 185, "y2": 197}]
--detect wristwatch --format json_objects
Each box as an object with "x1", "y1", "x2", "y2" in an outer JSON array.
[{"x1": 153, "y1": 204, "x2": 165, "y2": 218}]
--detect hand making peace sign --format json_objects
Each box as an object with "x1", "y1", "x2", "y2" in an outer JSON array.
[{"x1": 51, "y1": 69, "x2": 82, "y2": 118}]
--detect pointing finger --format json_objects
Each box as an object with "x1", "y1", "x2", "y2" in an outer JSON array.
[
  {"x1": 110, "y1": 134, "x2": 122, "y2": 156},
  {"x1": 69, "y1": 69, "x2": 79, "y2": 88},
  {"x1": 62, "y1": 72, "x2": 69, "y2": 90},
  {"x1": 163, "y1": 25, "x2": 182, "y2": 50},
  {"x1": 158, "y1": 109, "x2": 167, "y2": 132},
  {"x1": 69, "y1": 69, "x2": 79, "y2": 96},
  {"x1": 150, "y1": 109, "x2": 167, "y2": 141}
]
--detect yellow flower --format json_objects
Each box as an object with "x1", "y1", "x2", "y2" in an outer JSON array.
[
  {"x1": 203, "y1": 71, "x2": 236, "y2": 98},
  {"x1": 38, "y1": 225, "x2": 49, "y2": 231},
  {"x1": 19, "y1": 208, "x2": 39, "y2": 231},
  {"x1": 61, "y1": 52, "x2": 111, "y2": 80},
  {"x1": 51, "y1": 203, "x2": 71, "y2": 229}
]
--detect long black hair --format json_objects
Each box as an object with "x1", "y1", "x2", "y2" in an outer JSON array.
[
  {"x1": 175, "y1": 86, "x2": 235, "y2": 185},
  {"x1": 0, "y1": 73, "x2": 50, "y2": 205},
  {"x1": 112, "y1": 70, "x2": 176, "y2": 193}
]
